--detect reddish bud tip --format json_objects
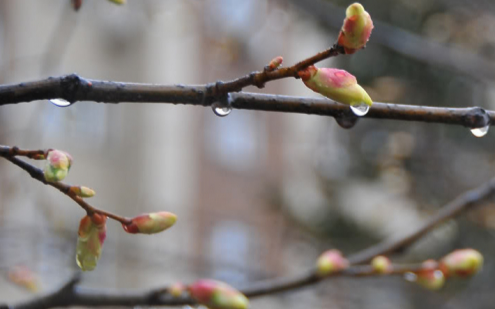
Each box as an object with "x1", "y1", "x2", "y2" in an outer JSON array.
[
  {"x1": 123, "y1": 211, "x2": 177, "y2": 234},
  {"x1": 413, "y1": 259, "x2": 445, "y2": 290},
  {"x1": 300, "y1": 66, "x2": 372, "y2": 108},
  {"x1": 266, "y1": 56, "x2": 283, "y2": 71},
  {"x1": 439, "y1": 249, "x2": 483, "y2": 278},
  {"x1": 337, "y1": 3, "x2": 373, "y2": 54},
  {"x1": 44, "y1": 149, "x2": 72, "y2": 182},
  {"x1": 169, "y1": 282, "x2": 186, "y2": 298},
  {"x1": 316, "y1": 249, "x2": 349, "y2": 277},
  {"x1": 76, "y1": 214, "x2": 107, "y2": 271},
  {"x1": 188, "y1": 279, "x2": 249, "y2": 309}
]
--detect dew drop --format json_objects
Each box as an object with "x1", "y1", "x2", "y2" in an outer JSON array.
[
  {"x1": 470, "y1": 125, "x2": 489, "y2": 137},
  {"x1": 350, "y1": 102, "x2": 370, "y2": 117},
  {"x1": 49, "y1": 98, "x2": 71, "y2": 107},
  {"x1": 335, "y1": 115, "x2": 359, "y2": 129},
  {"x1": 403, "y1": 272, "x2": 417, "y2": 282},
  {"x1": 212, "y1": 104, "x2": 232, "y2": 117}
]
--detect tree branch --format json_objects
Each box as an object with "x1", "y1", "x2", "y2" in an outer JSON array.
[
  {"x1": 0, "y1": 74, "x2": 493, "y2": 129},
  {"x1": 0, "y1": 146, "x2": 132, "y2": 225},
  {"x1": 8, "y1": 264, "x2": 423, "y2": 309},
  {"x1": 6, "y1": 176, "x2": 494, "y2": 308}
]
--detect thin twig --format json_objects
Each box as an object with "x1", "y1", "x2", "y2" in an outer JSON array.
[
  {"x1": 0, "y1": 146, "x2": 132, "y2": 225},
  {"x1": 7, "y1": 264, "x2": 424, "y2": 309},
  {"x1": 0, "y1": 75, "x2": 493, "y2": 129},
  {"x1": 6, "y1": 177, "x2": 494, "y2": 308}
]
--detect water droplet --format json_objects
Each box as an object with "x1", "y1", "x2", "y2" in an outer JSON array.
[
  {"x1": 350, "y1": 103, "x2": 370, "y2": 117},
  {"x1": 49, "y1": 98, "x2": 71, "y2": 107},
  {"x1": 470, "y1": 125, "x2": 489, "y2": 137},
  {"x1": 403, "y1": 272, "x2": 417, "y2": 282},
  {"x1": 212, "y1": 104, "x2": 232, "y2": 117},
  {"x1": 335, "y1": 115, "x2": 359, "y2": 129}
]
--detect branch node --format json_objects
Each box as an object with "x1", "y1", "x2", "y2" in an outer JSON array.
[{"x1": 462, "y1": 106, "x2": 491, "y2": 128}]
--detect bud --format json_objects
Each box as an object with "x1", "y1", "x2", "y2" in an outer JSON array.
[
  {"x1": 316, "y1": 249, "x2": 349, "y2": 277},
  {"x1": 169, "y1": 282, "x2": 186, "y2": 298},
  {"x1": 266, "y1": 56, "x2": 283, "y2": 71},
  {"x1": 76, "y1": 213, "x2": 107, "y2": 271},
  {"x1": 337, "y1": 3, "x2": 374, "y2": 54},
  {"x1": 8, "y1": 266, "x2": 39, "y2": 292},
  {"x1": 72, "y1": 0, "x2": 83, "y2": 11},
  {"x1": 299, "y1": 66, "x2": 372, "y2": 107},
  {"x1": 44, "y1": 149, "x2": 73, "y2": 182},
  {"x1": 414, "y1": 260, "x2": 445, "y2": 290},
  {"x1": 371, "y1": 255, "x2": 392, "y2": 274},
  {"x1": 108, "y1": 0, "x2": 125, "y2": 4},
  {"x1": 123, "y1": 211, "x2": 177, "y2": 234},
  {"x1": 70, "y1": 186, "x2": 96, "y2": 198},
  {"x1": 439, "y1": 249, "x2": 483, "y2": 278},
  {"x1": 188, "y1": 279, "x2": 249, "y2": 309}
]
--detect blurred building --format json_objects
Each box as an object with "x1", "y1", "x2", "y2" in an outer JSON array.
[{"x1": 0, "y1": 1, "x2": 495, "y2": 308}]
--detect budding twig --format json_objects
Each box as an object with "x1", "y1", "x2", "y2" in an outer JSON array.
[
  {"x1": 4, "y1": 176, "x2": 493, "y2": 308},
  {"x1": 0, "y1": 145, "x2": 132, "y2": 225}
]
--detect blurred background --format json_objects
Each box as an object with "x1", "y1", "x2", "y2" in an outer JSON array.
[{"x1": 1, "y1": 0, "x2": 495, "y2": 308}]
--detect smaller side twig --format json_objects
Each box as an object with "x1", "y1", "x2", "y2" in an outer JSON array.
[{"x1": 0, "y1": 146, "x2": 132, "y2": 225}]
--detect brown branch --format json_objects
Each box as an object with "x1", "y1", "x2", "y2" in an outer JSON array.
[
  {"x1": 0, "y1": 145, "x2": 132, "y2": 225},
  {"x1": 0, "y1": 75, "x2": 493, "y2": 129},
  {"x1": 6, "y1": 177, "x2": 494, "y2": 308},
  {"x1": 8, "y1": 263, "x2": 424, "y2": 309}
]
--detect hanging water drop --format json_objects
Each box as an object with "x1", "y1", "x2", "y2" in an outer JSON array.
[
  {"x1": 212, "y1": 105, "x2": 232, "y2": 117},
  {"x1": 350, "y1": 102, "x2": 370, "y2": 117},
  {"x1": 335, "y1": 115, "x2": 359, "y2": 129},
  {"x1": 49, "y1": 98, "x2": 71, "y2": 107},
  {"x1": 470, "y1": 125, "x2": 489, "y2": 138},
  {"x1": 403, "y1": 272, "x2": 417, "y2": 282}
]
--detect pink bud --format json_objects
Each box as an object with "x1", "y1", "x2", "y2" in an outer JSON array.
[
  {"x1": 299, "y1": 66, "x2": 372, "y2": 107},
  {"x1": 316, "y1": 249, "x2": 349, "y2": 277},
  {"x1": 337, "y1": 3, "x2": 374, "y2": 54},
  {"x1": 188, "y1": 279, "x2": 249, "y2": 309},
  {"x1": 266, "y1": 56, "x2": 283, "y2": 71},
  {"x1": 123, "y1": 211, "x2": 177, "y2": 234},
  {"x1": 169, "y1": 282, "x2": 186, "y2": 298},
  {"x1": 70, "y1": 186, "x2": 96, "y2": 198},
  {"x1": 8, "y1": 266, "x2": 39, "y2": 292},
  {"x1": 414, "y1": 260, "x2": 445, "y2": 290},
  {"x1": 44, "y1": 149, "x2": 73, "y2": 182},
  {"x1": 439, "y1": 249, "x2": 483, "y2": 278},
  {"x1": 76, "y1": 214, "x2": 107, "y2": 271},
  {"x1": 371, "y1": 255, "x2": 392, "y2": 274}
]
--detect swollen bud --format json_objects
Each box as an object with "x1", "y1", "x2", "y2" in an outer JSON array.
[
  {"x1": 266, "y1": 56, "x2": 283, "y2": 71},
  {"x1": 70, "y1": 186, "x2": 96, "y2": 198},
  {"x1": 43, "y1": 149, "x2": 73, "y2": 182},
  {"x1": 299, "y1": 66, "x2": 372, "y2": 108},
  {"x1": 123, "y1": 211, "x2": 177, "y2": 234},
  {"x1": 414, "y1": 260, "x2": 445, "y2": 290},
  {"x1": 371, "y1": 255, "x2": 392, "y2": 274},
  {"x1": 76, "y1": 213, "x2": 107, "y2": 271},
  {"x1": 337, "y1": 3, "x2": 374, "y2": 54},
  {"x1": 316, "y1": 249, "x2": 349, "y2": 277},
  {"x1": 188, "y1": 279, "x2": 249, "y2": 309},
  {"x1": 439, "y1": 249, "x2": 483, "y2": 278},
  {"x1": 169, "y1": 282, "x2": 186, "y2": 298}
]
